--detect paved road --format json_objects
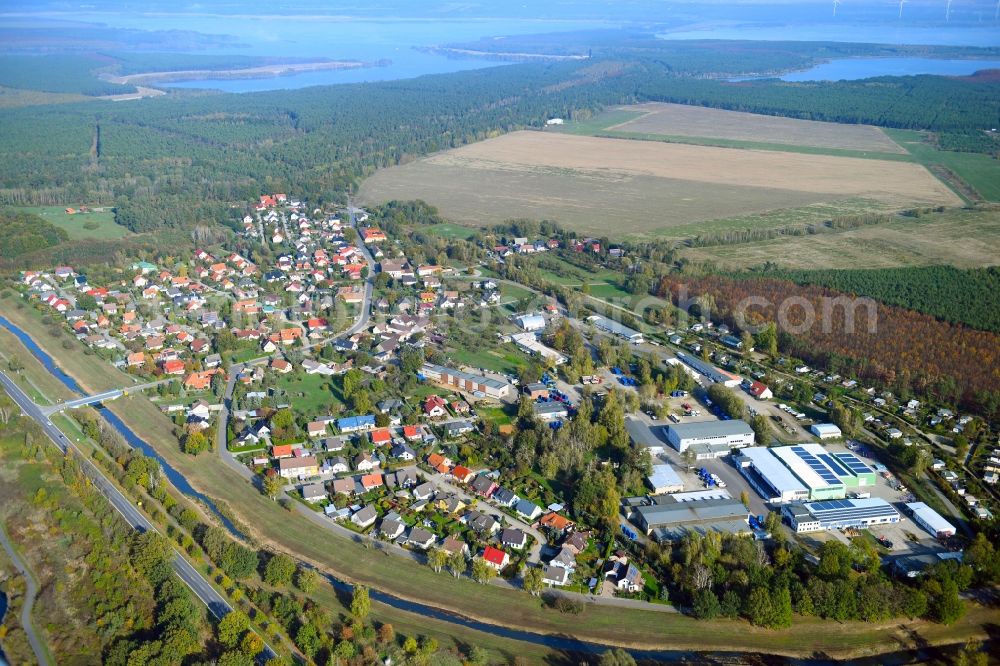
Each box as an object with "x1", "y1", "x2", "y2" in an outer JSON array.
[
  {"x1": 0, "y1": 521, "x2": 50, "y2": 666},
  {"x1": 0, "y1": 371, "x2": 277, "y2": 662},
  {"x1": 421, "y1": 468, "x2": 549, "y2": 562},
  {"x1": 218, "y1": 203, "x2": 377, "y2": 471}
]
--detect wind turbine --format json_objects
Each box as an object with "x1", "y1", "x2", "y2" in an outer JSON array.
[
  {"x1": 833, "y1": 0, "x2": 842, "y2": 16},
  {"x1": 995, "y1": 0, "x2": 999, "y2": 20},
  {"x1": 946, "y1": 0, "x2": 953, "y2": 21},
  {"x1": 898, "y1": 0, "x2": 906, "y2": 18}
]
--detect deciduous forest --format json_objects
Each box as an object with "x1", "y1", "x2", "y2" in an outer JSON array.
[{"x1": 656, "y1": 275, "x2": 1000, "y2": 418}]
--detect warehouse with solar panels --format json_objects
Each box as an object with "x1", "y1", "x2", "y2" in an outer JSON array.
[
  {"x1": 735, "y1": 447, "x2": 809, "y2": 504},
  {"x1": 737, "y1": 443, "x2": 876, "y2": 503},
  {"x1": 783, "y1": 498, "x2": 900, "y2": 533}
]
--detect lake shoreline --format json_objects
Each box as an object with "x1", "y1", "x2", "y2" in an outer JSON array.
[{"x1": 104, "y1": 59, "x2": 388, "y2": 86}]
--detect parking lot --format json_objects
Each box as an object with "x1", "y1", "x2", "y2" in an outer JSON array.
[{"x1": 625, "y1": 413, "x2": 772, "y2": 517}]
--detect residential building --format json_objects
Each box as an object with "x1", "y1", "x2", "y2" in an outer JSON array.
[
  {"x1": 277, "y1": 456, "x2": 319, "y2": 479},
  {"x1": 301, "y1": 483, "x2": 328, "y2": 501},
  {"x1": 351, "y1": 505, "x2": 378, "y2": 529},
  {"x1": 481, "y1": 546, "x2": 509, "y2": 570},
  {"x1": 501, "y1": 528, "x2": 528, "y2": 550}
]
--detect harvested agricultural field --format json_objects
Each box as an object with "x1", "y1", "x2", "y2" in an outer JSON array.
[
  {"x1": 681, "y1": 207, "x2": 1000, "y2": 270},
  {"x1": 359, "y1": 131, "x2": 961, "y2": 238},
  {"x1": 600, "y1": 102, "x2": 907, "y2": 154}
]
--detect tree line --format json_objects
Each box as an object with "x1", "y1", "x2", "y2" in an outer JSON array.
[
  {"x1": 739, "y1": 265, "x2": 1000, "y2": 334},
  {"x1": 0, "y1": 209, "x2": 68, "y2": 259},
  {"x1": 656, "y1": 274, "x2": 1000, "y2": 420},
  {"x1": 1, "y1": 48, "x2": 996, "y2": 242}
]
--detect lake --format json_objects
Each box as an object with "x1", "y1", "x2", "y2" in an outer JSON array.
[
  {"x1": 41, "y1": 13, "x2": 619, "y2": 92},
  {"x1": 659, "y1": 23, "x2": 1000, "y2": 47},
  {"x1": 781, "y1": 57, "x2": 1000, "y2": 81},
  {"x1": 733, "y1": 56, "x2": 1000, "y2": 82}
]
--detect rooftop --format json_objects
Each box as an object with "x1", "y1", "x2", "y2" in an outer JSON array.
[
  {"x1": 636, "y1": 497, "x2": 747, "y2": 528},
  {"x1": 667, "y1": 420, "x2": 753, "y2": 441},
  {"x1": 740, "y1": 447, "x2": 808, "y2": 495},
  {"x1": 771, "y1": 444, "x2": 846, "y2": 490}
]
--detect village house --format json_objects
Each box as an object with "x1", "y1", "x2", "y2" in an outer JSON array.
[
  {"x1": 501, "y1": 528, "x2": 528, "y2": 550},
  {"x1": 278, "y1": 456, "x2": 319, "y2": 479},
  {"x1": 354, "y1": 452, "x2": 378, "y2": 472},
  {"x1": 481, "y1": 546, "x2": 509, "y2": 570},
  {"x1": 351, "y1": 505, "x2": 378, "y2": 529},
  {"x1": 406, "y1": 527, "x2": 436, "y2": 550}
]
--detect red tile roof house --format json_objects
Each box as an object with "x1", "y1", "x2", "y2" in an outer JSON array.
[
  {"x1": 403, "y1": 425, "x2": 423, "y2": 442},
  {"x1": 161, "y1": 359, "x2": 186, "y2": 375},
  {"x1": 360, "y1": 473, "x2": 384, "y2": 491},
  {"x1": 423, "y1": 395, "x2": 447, "y2": 418},
  {"x1": 481, "y1": 546, "x2": 509, "y2": 571},
  {"x1": 450, "y1": 465, "x2": 474, "y2": 484},
  {"x1": 749, "y1": 381, "x2": 773, "y2": 400},
  {"x1": 426, "y1": 452, "x2": 451, "y2": 470},
  {"x1": 539, "y1": 512, "x2": 575, "y2": 535},
  {"x1": 271, "y1": 444, "x2": 295, "y2": 459},
  {"x1": 370, "y1": 428, "x2": 392, "y2": 447},
  {"x1": 184, "y1": 369, "x2": 222, "y2": 391}
]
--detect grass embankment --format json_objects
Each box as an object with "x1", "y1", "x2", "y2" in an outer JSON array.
[
  {"x1": 5, "y1": 312, "x2": 994, "y2": 659},
  {"x1": 0, "y1": 325, "x2": 78, "y2": 405},
  {"x1": 0, "y1": 301, "x2": 130, "y2": 394}
]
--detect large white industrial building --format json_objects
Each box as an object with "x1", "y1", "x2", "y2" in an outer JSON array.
[
  {"x1": 736, "y1": 447, "x2": 810, "y2": 504},
  {"x1": 514, "y1": 313, "x2": 546, "y2": 332},
  {"x1": 665, "y1": 420, "x2": 755, "y2": 453},
  {"x1": 783, "y1": 498, "x2": 900, "y2": 533},
  {"x1": 737, "y1": 444, "x2": 877, "y2": 503},
  {"x1": 675, "y1": 352, "x2": 742, "y2": 387},
  {"x1": 810, "y1": 423, "x2": 843, "y2": 439},
  {"x1": 510, "y1": 332, "x2": 567, "y2": 365}
]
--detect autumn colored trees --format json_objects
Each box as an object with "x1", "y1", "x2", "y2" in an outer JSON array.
[{"x1": 658, "y1": 275, "x2": 1000, "y2": 418}]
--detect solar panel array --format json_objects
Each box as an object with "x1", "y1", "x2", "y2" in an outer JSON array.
[
  {"x1": 819, "y1": 453, "x2": 850, "y2": 477},
  {"x1": 834, "y1": 452, "x2": 873, "y2": 476},
  {"x1": 807, "y1": 499, "x2": 898, "y2": 521},
  {"x1": 791, "y1": 446, "x2": 840, "y2": 485}
]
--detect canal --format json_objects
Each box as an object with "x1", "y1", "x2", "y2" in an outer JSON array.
[{"x1": 0, "y1": 315, "x2": 981, "y2": 664}]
